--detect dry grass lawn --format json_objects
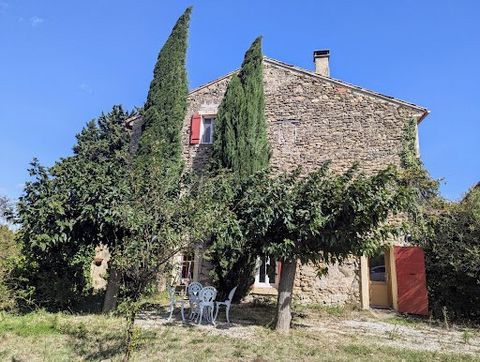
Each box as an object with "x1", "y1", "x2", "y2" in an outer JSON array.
[{"x1": 0, "y1": 302, "x2": 479, "y2": 361}]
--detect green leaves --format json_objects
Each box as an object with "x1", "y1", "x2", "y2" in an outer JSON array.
[
  {"x1": 423, "y1": 185, "x2": 480, "y2": 322},
  {"x1": 15, "y1": 106, "x2": 133, "y2": 309},
  {"x1": 214, "y1": 162, "x2": 416, "y2": 267},
  {"x1": 137, "y1": 7, "x2": 191, "y2": 169},
  {"x1": 211, "y1": 36, "x2": 269, "y2": 178},
  {"x1": 208, "y1": 37, "x2": 270, "y2": 299}
]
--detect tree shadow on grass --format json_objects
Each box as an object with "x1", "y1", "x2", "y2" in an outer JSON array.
[
  {"x1": 60, "y1": 319, "x2": 156, "y2": 361},
  {"x1": 230, "y1": 301, "x2": 276, "y2": 326}
]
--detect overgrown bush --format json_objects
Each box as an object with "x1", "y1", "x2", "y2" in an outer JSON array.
[
  {"x1": 14, "y1": 106, "x2": 133, "y2": 312},
  {"x1": 423, "y1": 184, "x2": 480, "y2": 323},
  {"x1": 0, "y1": 225, "x2": 18, "y2": 310}
]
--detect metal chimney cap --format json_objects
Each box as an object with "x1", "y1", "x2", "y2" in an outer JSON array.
[{"x1": 313, "y1": 49, "x2": 330, "y2": 61}]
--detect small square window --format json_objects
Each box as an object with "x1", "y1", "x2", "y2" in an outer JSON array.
[{"x1": 200, "y1": 117, "x2": 215, "y2": 144}]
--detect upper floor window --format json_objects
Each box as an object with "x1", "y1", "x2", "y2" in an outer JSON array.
[
  {"x1": 190, "y1": 112, "x2": 215, "y2": 145},
  {"x1": 201, "y1": 117, "x2": 215, "y2": 144}
]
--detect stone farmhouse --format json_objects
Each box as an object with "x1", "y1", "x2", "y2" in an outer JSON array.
[{"x1": 127, "y1": 50, "x2": 430, "y2": 315}]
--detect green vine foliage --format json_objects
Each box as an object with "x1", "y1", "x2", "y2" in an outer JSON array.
[{"x1": 400, "y1": 118, "x2": 439, "y2": 241}]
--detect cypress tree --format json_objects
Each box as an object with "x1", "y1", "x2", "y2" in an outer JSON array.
[
  {"x1": 103, "y1": 8, "x2": 192, "y2": 313},
  {"x1": 137, "y1": 7, "x2": 191, "y2": 167},
  {"x1": 211, "y1": 36, "x2": 269, "y2": 177},
  {"x1": 209, "y1": 37, "x2": 270, "y2": 300}
]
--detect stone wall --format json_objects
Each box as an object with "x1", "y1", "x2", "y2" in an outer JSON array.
[
  {"x1": 180, "y1": 59, "x2": 425, "y2": 305},
  {"x1": 91, "y1": 244, "x2": 110, "y2": 292},
  {"x1": 294, "y1": 259, "x2": 360, "y2": 306}
]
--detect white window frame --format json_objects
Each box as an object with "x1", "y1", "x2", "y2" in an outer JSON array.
[
  {"x1": 254, "y1": 256, "x2": 279, "y2": 288},
  {"x1": 200, "y1": 115, "x2": 215, "y2": 144}
]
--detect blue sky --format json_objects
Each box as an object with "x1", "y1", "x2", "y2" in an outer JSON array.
[{"x1": 0, "y1": 1, "x2": 478, "y2": 201}]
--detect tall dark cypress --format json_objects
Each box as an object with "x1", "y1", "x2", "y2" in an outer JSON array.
[
  {"x1": 137, "y1": 7, "x2": 191, "y2": 167},
  {"x1": 212, "y1": 37, "x2": 269, "y2": 177},
  {"x1": 209, "y1": 37, "x2": 270, "y2": 300}
]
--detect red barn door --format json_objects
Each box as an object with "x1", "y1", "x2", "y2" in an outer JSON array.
[{"x1": 394, "y1": 246, "x2": 428, "y2": 315}]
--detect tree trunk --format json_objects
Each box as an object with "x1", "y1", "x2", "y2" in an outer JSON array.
[
  {"x1": 103, "y1": 267, "x2": 121, "y2": 313},
  {"x1": 122, "y1": 309, "x2": 137, "y2": 362},
  {"x1": 275, "y1": 259, "x2": 297, "y2": 333}
]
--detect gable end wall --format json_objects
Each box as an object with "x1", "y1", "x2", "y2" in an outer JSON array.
[{"x1": 181, "y1": 60, "x2": 424, "y2": 305}]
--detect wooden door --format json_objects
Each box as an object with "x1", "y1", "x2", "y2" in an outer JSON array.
[{"x1": 394, "y1": 246, "x2": 428, "y2": 315}]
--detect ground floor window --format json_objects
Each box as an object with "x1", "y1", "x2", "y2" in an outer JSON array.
[
  {"x1": 254, "y1": 255, "x2": 280, "y2": 288},
  {"x1": 178, "y1": 251, "x2": 195, "y2": 286}
]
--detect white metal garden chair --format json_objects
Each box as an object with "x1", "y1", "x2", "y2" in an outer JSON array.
[
  {"x1": 166, "y1": 286, "x2": 185, "y2": 322},
  {"x1": 197, "y1": 286, "x2": 217, "y2": 325},
  {"x1": 187, "y1": 282, "x2": 203, "y2": 320},
  {"x1": 214, "y1": 286, "x2": 237, "y2": 324}
]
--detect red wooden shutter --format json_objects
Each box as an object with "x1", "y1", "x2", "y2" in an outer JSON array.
[
  {"x1": 395, "y1": 246, "x2": 429, "y2": 315},
  {"x1": 190, "y1": 113, "x2": 201, "y2": 144}
]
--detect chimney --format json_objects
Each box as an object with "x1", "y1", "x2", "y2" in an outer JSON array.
[{"x1": 313, "y1": 50, "x2": 330, "y2": 77}]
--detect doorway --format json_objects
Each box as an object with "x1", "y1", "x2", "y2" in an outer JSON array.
[{"x1": 369, "y1": 249, "x2": 392, "y2": 308}]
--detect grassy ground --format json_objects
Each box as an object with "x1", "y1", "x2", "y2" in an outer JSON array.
[{"x1": 0, "y1": 304, "x2": 478, "y2": 362}]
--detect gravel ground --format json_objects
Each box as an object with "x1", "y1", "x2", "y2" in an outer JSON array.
[{"x1": 137, "y1": 307, "x2": 480, "y2": 356}]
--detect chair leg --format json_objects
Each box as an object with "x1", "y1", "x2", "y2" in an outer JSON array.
[
  {"x1": 210, "y1": 307, "x2": 215, "y2": 326},
  {"x1": 180, "y1": 303, "x2": 185, "y2": 323},
  {"x1": 198, "y1": 306, "x2": 203, "y2": 325},
  {"x1": 167, "y1": 305, "x2": 174, "y2": 322},
  {"x1": 214, "y1": 304, "x2": 220, "y2": 322},
  {"x1": 226, "y1": 305, "x2": 230, "y2": 324}
]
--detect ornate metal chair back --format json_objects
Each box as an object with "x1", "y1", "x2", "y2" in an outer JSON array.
[
  {"x1": 187, "y1": 282, "x2": 203, "y2": 297},
  {"x1": 199, "y1": 286, "x2": 217, "y2": 303}
]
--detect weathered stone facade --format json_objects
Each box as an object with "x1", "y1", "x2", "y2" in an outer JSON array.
[{"x1": 179, "y1": 57, "x2": 427, "y2": 305}]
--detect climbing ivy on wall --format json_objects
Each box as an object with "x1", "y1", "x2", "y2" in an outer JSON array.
[
  {"x1": 399, "y1": 117, "x2": 439, "y2": 235},
  {"x1": 401, "y1": 118, "x2": 420, "y2": 169}
]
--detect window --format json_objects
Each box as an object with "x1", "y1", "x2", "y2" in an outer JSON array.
[
  {"x1": 369, "y1": 251, "x2": 387, "y2": 282},
  {"x1": 200, "y1": 117, "x2": 215, "y2": 144},
  {"x1": 254, "y1": 255, "x2": 280, "y2": 288},
  {"x1": 178, "y1": 251, "x2": 195, "y2": 285}
]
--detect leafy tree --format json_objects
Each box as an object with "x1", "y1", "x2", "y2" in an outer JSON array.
[
  {"x1": 0, "y1": 195, "x2": 11, "y2": 224},
  {"x1": 208, "y1": 37, "x2": 270, "y2": 299},
  {"x1": 115, "y1": 156, "x2": 217, "y2": 361},
  {"x1": 15, "y1": 106, "x2": 132, "y2": 310},
  {"x1": 224, "y1": 163, "x2": 415, "y2": 332},
  {"x1": 423, "y1": 184, "x2": 480, "y2": 322}
]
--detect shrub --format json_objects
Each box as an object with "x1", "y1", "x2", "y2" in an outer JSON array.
[
  {"x1": 0, "y1": 225, "x2": 18, "y2": 310},
  {"x1": 423, "y1": 184, "x2": 480, "y2": 322}
]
